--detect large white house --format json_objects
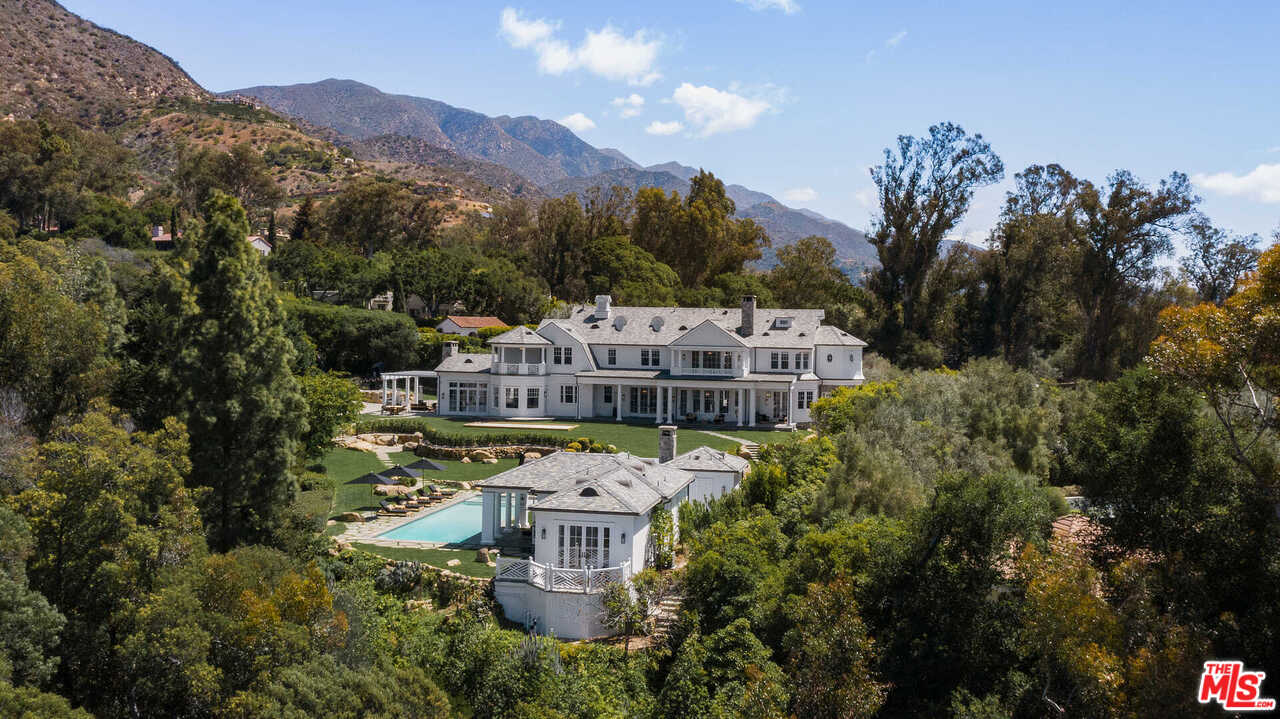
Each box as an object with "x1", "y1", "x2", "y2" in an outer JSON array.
[
  {"x1": 434, "y1": 295, "x2": 866, "y2": 428},
  {"x1": 488, "y1": 426, "x2": 749, "y2": 639}
]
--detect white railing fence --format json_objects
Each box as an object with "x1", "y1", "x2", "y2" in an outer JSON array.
[
  {"x1": 496, "y1": 557, "x2": 633, "y2": 593},
  {"x1": 495, "y1": 362, "x2": 547, "y2": 375}
]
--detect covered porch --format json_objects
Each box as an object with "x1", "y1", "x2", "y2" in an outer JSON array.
[{"x1": 480, "y1": 487, "x2": 532, "y2": 545}]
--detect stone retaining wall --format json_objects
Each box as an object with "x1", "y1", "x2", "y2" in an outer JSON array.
[{"x1": 410, "y1": 442, "x2": 559, "y2": 461}]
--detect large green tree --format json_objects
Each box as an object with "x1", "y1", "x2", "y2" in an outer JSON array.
[
  {"x1": 866, "y1": 122, "x2": 1004, "y2": 366},
  {"x1": 183, "y1": 191, "x2": 307, "y2": 550}
]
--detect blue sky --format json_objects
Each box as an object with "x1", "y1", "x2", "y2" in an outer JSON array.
[{"x1": 64, "y1": 0, "x2": 1280, "y2": 246}]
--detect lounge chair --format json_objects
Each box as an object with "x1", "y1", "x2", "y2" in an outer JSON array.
[
  {"x1": 378, "y1": 499, "x2": 408, "y2": 516},
  {"x1": 428, "y1": 483, "x2": 457, "y2": 497}
]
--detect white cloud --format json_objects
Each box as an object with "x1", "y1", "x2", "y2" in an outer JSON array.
[
  {"x1": 611, "y1": 93, "x2": 645, "y2": 118},
  {"x1": 671, "y1": 83, "x2": 772, "y2": 137},
  {"x1": 1268, "y1": 146, "x2": 1280, "y2": 153},
  {"x1": 783, "y1": 187, "x2": 818, "y2": 203},
  {"x1": 1193, "y1": 164, "x2": 1280, "y2": 203},
  {"x1": 886, "y1": 30, "x2": 908, "y2": 47},
  {"x1": 733, "y1": 0, "x2": 800, "y2": 14},
  {"x1": 645, "y1": 120, "x2": 684, "y2": 136},
  {"x1": 560, "y1": 112, "x2": 596, "y2": 132},
  {"x1": 854, "y1": 187, "x2": 877, "y2": 208},
  {"x1": 499, "y1": 8, "x2": 660, "y2": 85}
]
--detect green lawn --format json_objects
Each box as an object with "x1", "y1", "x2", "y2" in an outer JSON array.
[
  {"x1": 362, "y1": 416, "x2": 793, "y2": 456},
  {"x1": 351, "y1": 543, "x2": 495, "y2": 578}
]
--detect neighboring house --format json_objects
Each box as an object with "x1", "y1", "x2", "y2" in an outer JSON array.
[
  {"x1": 247, "y1": 235, "x2": 272, "y2": 256},
  {"x1": 437, "y1": 315, "x2": 507, "y2": 336},
  {"x1": 433, "y1": 294, "x2": 866, "y2": 428},
  {"x1": 489, "y1": 426, "x2": 747, "y2": 639},
  {"x1": 149, "y1": 225, "x2": 176, "y2": 251}
]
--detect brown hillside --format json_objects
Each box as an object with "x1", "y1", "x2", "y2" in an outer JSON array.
[{"x1": 0, "y1": 0, "x2": 206, "y2": 126}]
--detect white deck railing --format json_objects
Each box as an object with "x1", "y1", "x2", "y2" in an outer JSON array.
[
  {"x1": 494, "y1": 362, "x2": 546, "y2": 375},
  {"x1": 496, "y1": 556, "x2": 632, "y2": 593}
]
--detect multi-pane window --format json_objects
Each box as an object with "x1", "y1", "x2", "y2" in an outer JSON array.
[
  {"x1": 797, "y1": 390, "x2": 815, "y2": 409},
  {"x1": 770, "y1": 352, "x2": 779, "y2": 370},
  {"x1": 527, "y1": 388, "x2": 540, "y2": 409},
  {"x1": 603, "y1": 386, "x2": 613, "y2": 403},
  {"x1": 504, "y1": 387, "x2": 520, "y2": 408},
  {"x1": 795, "y1": 352, "x2": 810, "y2": 370},
  {"x1": 607, "y1": 348, "x2": 617, "y2": 365},
  {"x1": 553, "y1": 347, "x2": 573, "y2": 364},
  {"x1": 640, "y1": 349, "x2": 660, "y2": 366},
  {"x1": 558, "y1": 523, "x2": 611, "y2": 568},
  {"x1": 770, "y1": 352, "x2": 790, "y2": 370},
  {"x1": 560, "y1": 385, "x2": 576, "y2": 403},
  {"x1": 630, "y1": 387, "x2": 657, "y2": 414}
]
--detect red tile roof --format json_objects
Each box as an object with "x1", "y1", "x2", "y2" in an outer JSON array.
[{"x1": 442, "y1": 315, "x2": 506, "y2": 328}]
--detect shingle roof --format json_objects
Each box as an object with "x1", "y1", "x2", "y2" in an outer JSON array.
[
  {"x1": 665, "y1": 446, "x2": 751, "y2": 473},
  {"x1": 546, "y1": 305, "x2": 830, "y2": 348},
  {"x1": 435, "y1": 353, "x2": 493, "y2": 373},
  {"x1": 477, "y1": 452, "x2": 693, "y2": 514},
  {"x1": 815, "y1": 325, "x2": 868, "y2": 347},
  {"x1": 490, "y1": 326, "x2": 551, "y2": 345},
  {"x1": 443, "y1": 315, "x2": 506, "y2": 329}
]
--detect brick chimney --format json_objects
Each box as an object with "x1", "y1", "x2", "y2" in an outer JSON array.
[
  {"x1": 595, "y1": 294, "x2": 612, "y2": 320},
  {"x1": 442, "y1": 341, "x2": 458, "y2": 358},
  {"x1": 659, "y1": 425, "x2": 677, "y2": 464},
  {"x1": 740, "y1": 295, "x2": 757, "y2": 336}
]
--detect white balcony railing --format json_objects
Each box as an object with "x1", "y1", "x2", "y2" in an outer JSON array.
[
  {"x1": 494, "y1": 362, "x2": 546, "y2": 375},
  {"x1": 676, "y1": 366, "x2": 736, "y2": 376},
  {"x1": 496, "y1": 556, "x2": 633, "y2": 593}
]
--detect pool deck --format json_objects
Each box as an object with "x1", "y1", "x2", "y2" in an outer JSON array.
[{"x1": 337, "y1": 490, "x2": 480, "y2": 548}]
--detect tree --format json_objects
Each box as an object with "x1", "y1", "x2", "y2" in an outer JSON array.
[
  {"x1": 176, "y1": 143, "x2": 282, "y2": 221},
  {"x1": 867, "y1": 122, "x2": 1004, "y2": 365},
  {"x1": 530, "y1": 194, "x2": 588, "y2": 299},
  {"x1": 291, "y1": 196, "x2": 316, "y2": 242},
  {"x1": 582, "y1": 235, "x2": 680, "y2": 306},
  {"x1": 1179, "y1": 218, "x2": 1260, "y2": 304},
  {"x1": 298, "y1": 371, "x2": 362, "y2": 458},
  {"x1": 1071, "y1": 170, "x2": 1196, "y2": 379},
  {"x1": 183, "y1": 191, "x2": 307, "y2": 550},
  {"x1": 0, "y1": 506, "x2": 64, "y2": 688},
  {"x1": 767, "y1": 236, "x2": 862, "y2": 315},
  {"x1": 323, "y1": 178, "x2": 404, "y2": 257},
  {"x1": 783, "y1": 577, "x2": 886, "y2": 719}
]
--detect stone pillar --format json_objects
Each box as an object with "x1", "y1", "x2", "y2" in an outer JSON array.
[{"x1": 615, "y1": 384, "x2": 622, "y2": 421}]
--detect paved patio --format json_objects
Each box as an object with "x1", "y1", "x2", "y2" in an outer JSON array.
[{"x1": 337, "y1": 490, "x2": 479, "y2": 548}]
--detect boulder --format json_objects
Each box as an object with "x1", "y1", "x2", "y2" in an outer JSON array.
[
  {"x1": 523, "y1": 452, "x2": 542, "y2": 462},
  {"x1": 396, "y1": 433, "x2": 419, "y2": 444},
  {"x1": 338, "y1": 512, "x2": 364, "y2": 523},
  {"x1": 474, "y1": 548, "x2": 490, "y2": 563},
  {"x1": 468, "y1": 448, "x2": 496, "y2": 462},
  {"x1": 460, "y1": 457, "x2": 471, "y2": 464},
  {"x1": 378, "y1": 434, "x2": 398, "y2": 447},
  {"x1": 446, "y1": 559, "x2": 461, "y2": 567},
  {"x1": 481, "y1": 457, "x2": 498, "y2": 464},
  {"x1": 404, "y1": 441, "x2": 419, "y2": 451}
]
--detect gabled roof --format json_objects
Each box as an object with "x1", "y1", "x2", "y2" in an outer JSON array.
[
  {"x1": 435, "y1": 353, "x2": 493, "y2": 373},
  {"x1": 665, "y1": 446, "x2": 751, "y2": 473},
  {"x1": 815, "y1": 325, "x2": 868, "y2": 347},
  {"x1": 477, "y1": 452, "x2": 693, "y2": 515},
  {"x1": 670, "y1": 319, "x2": 748, "y2": 347},
  {"x1": 561, "y1": 304, "x2": 826, "y2": 348},
  {"x1": 489, "y1": 326, "x2": 551, "y2": 345},
  {"x1": 442, "y1": 315, "x2": 506, "y2": 329}
]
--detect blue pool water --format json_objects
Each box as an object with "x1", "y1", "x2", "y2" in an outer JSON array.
[{"x1": 377, "y1": 497, "x2": 483, "y2": 544}]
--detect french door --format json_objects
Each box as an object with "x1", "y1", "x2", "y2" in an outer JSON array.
[{"x1": 557, "y1": 523, "x2": 612, "y2": 569}]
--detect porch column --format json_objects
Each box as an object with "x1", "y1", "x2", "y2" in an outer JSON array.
[
  {"x1": 576, "y1": 383, "x2": 583, "y2": 419},
  {"x1": 615, "y1": 383, "x2": 622, "y2": 421},
  {"x1": 505, "y1": 492, "x2": 514, "y2": 529},
  {"x1": 517, "y1": 492, "x2": 527, "y2": 528},
  {"x1": 737, "y1": 388, "x2": 745, "y2": 426},
  {"x1": 748, "y1": 389, "x2": 756, "y2": 427},
  {"x1": 655, "y1": 384, "x2": 663, "y2": 424},
  {"x1": 381, "y1": 376, "x2": 388, "y2": 405},
  {"x1": 481, "y1": 491, "x2": 496, "y2": 544}
]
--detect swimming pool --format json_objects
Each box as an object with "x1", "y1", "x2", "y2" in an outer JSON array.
[{"x1": 377, "y1": 497, "x2": 483, "y2": 544}]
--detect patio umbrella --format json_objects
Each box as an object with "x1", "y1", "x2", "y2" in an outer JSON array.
[
  {"x1": 347, "y1": 472, "x2": 395, "y2": 506},
  {"x1": 406, "y1": 458, "x2": 447, "y2": 472},
  {"x1": 382, "y1": 465, "x2": 422, "y2": 480}
]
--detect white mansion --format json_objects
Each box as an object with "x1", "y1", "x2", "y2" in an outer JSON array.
[{"x1": 434, "y1": 295, "x2": 866, "y2": 427}]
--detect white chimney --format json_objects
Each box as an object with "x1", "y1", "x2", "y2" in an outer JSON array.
[
  {"x1": 595, "y1": 295, "x2": 612, "y2": 320},
  {"x1": 152, "y1": 225, "x2": 164, "y2": 238},
  {"x1": 659, "y1": 425, "x2": 677, "y2": 464},
  {"x1": 442, "y1": 341, "x2": 458, "y2": 358}
]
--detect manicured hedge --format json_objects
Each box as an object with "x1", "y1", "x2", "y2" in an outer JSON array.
[
  {"x1": 285, "y1": 298, "x2": 419, "y2": 375},
  {"x1": 352, "y1": 418, "x2": 576, "y2": 448}
]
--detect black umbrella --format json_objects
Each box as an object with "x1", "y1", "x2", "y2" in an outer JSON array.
[
  {"x1": 406, "y1": 458, "x2": 447, "y2": 472},
  {"x1": 348, "y1": 472, "x2": 395, "y2": 507},
  {"x1": 382, "y1": 465, "x2": 422, "y2": 479}
]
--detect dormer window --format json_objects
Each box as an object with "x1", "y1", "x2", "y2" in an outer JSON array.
[
  {"x1": 774, "y1": 317, "x2": 793, "y2": 329},
  {"x1": 579, "y1": 487, "x2": 599, "y2": 497}
]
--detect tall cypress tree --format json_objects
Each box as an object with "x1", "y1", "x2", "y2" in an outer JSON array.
[{"x1": 184, "y1": 191, "x2": 306, "y2": 550}]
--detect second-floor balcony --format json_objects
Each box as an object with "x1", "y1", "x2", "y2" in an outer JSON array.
[
  {"x1": 495, "y1": 556, "x2": 632, "y2": 593},
  {"x1": 677, "y1": 366, "x2": 737, "y2": 376},
  {"x1": 494, "y1": 362, "x2": 546, "y2": 375}
]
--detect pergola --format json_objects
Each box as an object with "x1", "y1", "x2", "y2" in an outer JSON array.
[{"x1": 380, "y1": 370, "x2": 436, "y2": 407}]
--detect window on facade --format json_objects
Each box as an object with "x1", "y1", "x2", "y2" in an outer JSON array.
[
  {"x1": 558, "y1": 523, "x2": 610, "y2": 568},
  {"x1": 564, "y1": 347, "x2": 572, "y2": 364},
  {"x1": 552, "y1": 347, "x2": 563, "y2": 364},
  {"x1": 527, "y1": 388, "x2": 539, "y2": 409},
  {"x1": 796, "y1": 352, "x2": 810, "y2": 370},
  {"x1": 827, "y1": 353, "x2": 833, "y2": 363},
  {"x1": 607, "y1": 348, "x2": 616, "y2": 365},
  {"x1": 770, "y1": 352, "x2": 780, "y2": 370},
  {"x1": 505, "y1": 387, "x2": 519, "y2": 409},
  {"x1": 630, "y1": 387, "x2": 657, "y2": 414},
  {"x1": 603, "y1": 386, "x2": 613, "y2": 403},
  {"x1": 797, "y1": 390, "x2": 815, "y2": 409},
  {"x1": 560, "y1": 385, "x2": 576, "y2": 404},
  {"x1": 690, "y1": 351, "x2": 700, "y2": 368}
]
